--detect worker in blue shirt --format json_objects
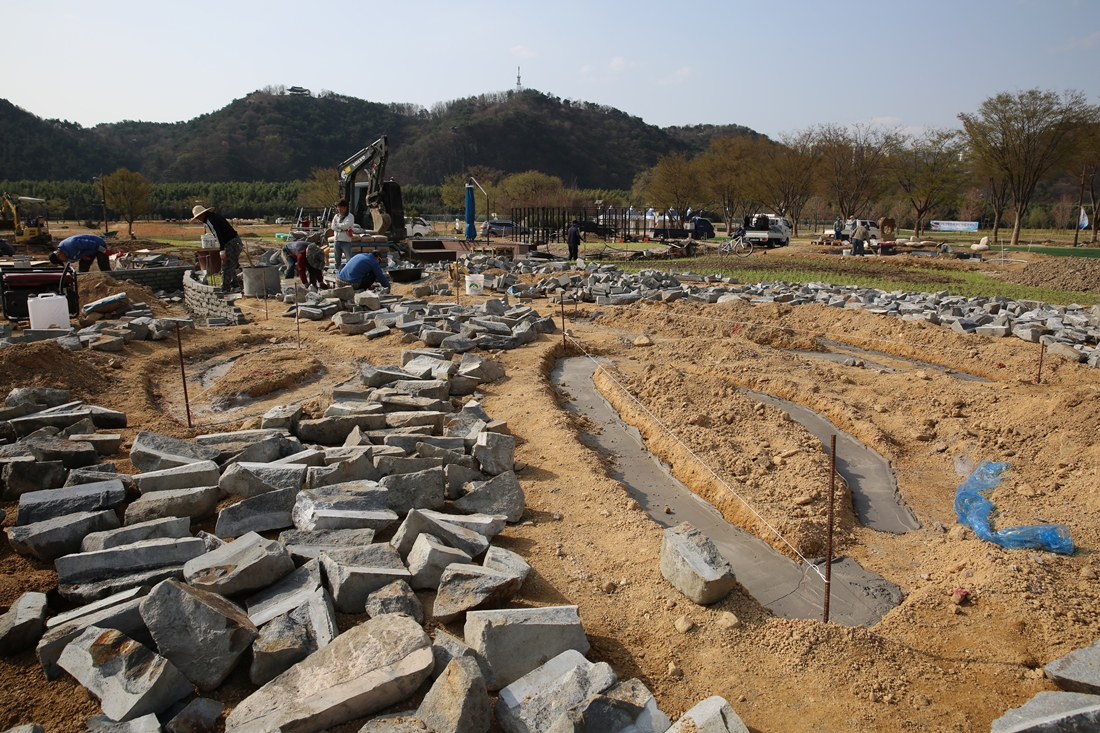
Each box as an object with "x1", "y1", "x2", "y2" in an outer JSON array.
[
  {"x1": 49, "y1": 234, "x2": 111, "y2": 272},
  {"x1": 335, "y1": 253, "x2": 390, "y2": 291}
]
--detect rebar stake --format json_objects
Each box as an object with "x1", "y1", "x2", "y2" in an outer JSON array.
[
  {"x1": 263, "y1": 282, "x2": 269, "y2": 321},
  {"x1": 1036, "y1": 340, "x2": 1044, "y2": 384},
  {"x1": 823, "y1": 434, "x2": 836, "y2": 624},
  {"x1": 176, "y1": 321, "x2": 192, "y2": 428},
  {"x1": 560, "y1": 300, "x2": 566, "y2": 350}
]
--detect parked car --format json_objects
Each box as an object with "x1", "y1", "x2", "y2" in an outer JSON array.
[
  {"x1": 743, "y1": 214, "x2": 792, "y2": 248},
  {"x1": 479, "y1": 219, "x2": 531, "y2": 237},
  {"x1": 405, "y1": 217, "x2": 434, "y2": 237},
  {"x1": 836, "y1": 219, "x2": 882, "y2": 242},
  {"x1": 275, "y1": 217, "x2": 289, "y2": 225}
]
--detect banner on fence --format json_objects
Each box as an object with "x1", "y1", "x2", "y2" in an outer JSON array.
[{"x1": 930, "y1": 220, "x2": 980, "y2": 232}]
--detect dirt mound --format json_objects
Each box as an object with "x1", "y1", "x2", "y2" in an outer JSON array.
[
  {"x1": 205, "y1": 349, "x2": 324, "y2": 406},
  {"x1": 79, "y1": 272, "x2": 174, "y2": 316},
  {"x1": 0, "y1": 341, "x2": 106, "y2": 400},
  {"x1": 999, "y1": 258, "x2": 1100, "y2": 295},
  {"x1": 690, "y1": 254, "x2": 966, "y2": 284}
]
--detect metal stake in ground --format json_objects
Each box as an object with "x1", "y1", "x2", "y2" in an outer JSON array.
[
  {"x1": 262, "y1": 281, "x2": 268, "y2": 321},
  {"x1": 175, "y1": 321, "x2": 192, "y2": 429},
  {"x1": 1036, "y1": 340, "x2": 1045, "y2": 384},
  {"x1": 295, "y1": 286, "x2": 301, "y2": 350},
  {"x1": 823, "y1": 433, "x2": 836, "y2": 623},
  {"x1": 560, "y1": 300, "x2": 567, "y2": 350}
]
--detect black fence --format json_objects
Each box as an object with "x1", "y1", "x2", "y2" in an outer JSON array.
[{"x1": 509, "y1": 207, "x2": 678, "y2": 245}]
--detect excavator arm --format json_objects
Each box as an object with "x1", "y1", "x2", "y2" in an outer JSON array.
[{"x1": 338, "y1": 137, "x2": 390, "y2": 235}]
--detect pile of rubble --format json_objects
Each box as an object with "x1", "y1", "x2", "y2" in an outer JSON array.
[
  {"x1": 443, "y1": 256, "x2": 1100, "y2": 367},
  {"x1": 0, "y1": 364, "x2": 751, "y2": 732}
]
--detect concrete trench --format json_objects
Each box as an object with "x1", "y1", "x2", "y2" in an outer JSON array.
[{"x1": 553, "y1": 355, "x2": 903, "y2": 627}]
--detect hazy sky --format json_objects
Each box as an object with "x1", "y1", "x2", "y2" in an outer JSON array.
[{"x1": 7, "y1": 0, "x2": 1100, "y2": 138}]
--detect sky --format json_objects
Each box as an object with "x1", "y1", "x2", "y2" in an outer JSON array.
[{"x1": 6, "y1": 0, "x2": 1100, "y2": 139}]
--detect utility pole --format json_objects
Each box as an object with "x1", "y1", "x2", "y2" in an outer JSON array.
[{"x1": 95, "y1": 173, "x2": 108, "y2": 235}]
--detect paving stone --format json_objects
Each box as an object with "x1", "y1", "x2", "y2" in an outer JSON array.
[
  {"x1": 183, "y1": 532, "x2": 294, "y2": 597},
  {"x1": 465, "y1": 606, "x2": 590, "y2": 691},
  {"x1": 26, "y1": 436, "x2": 98, "y2": 468},
  {"x1": 277, "y1": 527, "x2": 376, "y2": 564},
  {"x1": 416, "y1": 657, "x2": 491, "y2": 733},
  {"x1": 5, "y1": 510, "x2": 119, "y2": 561},
  {"x1": 215, "y1": 488, "x2": 297, "y2": 538},
  {"x1": 139, "y1": 579, "x2": 258, "y2": 691},
  {"x1": 472, "y1": 432, "x2": 515, "y2": 476},
  {"x1": 0, "y1": 591, "x2": 48, "y2": 655},
  {"x1": 7, "y1": 386, "x2": 72, "y2": 407},
  {"x1": 989, "y1": 691, "x2": 1100, "y2": 733},
  {"x1": 292, "y1": 483, "x2": 398, "y2": 532},
  {"x1": 319, "y1": 543, "x2": 411, "y2": 614},
  {"x1": 418, "y1": 511, "x2": 505, "y2": 540},
  {"x1": 272, "y1": 448, "x2": 326, "y2": 467},
  {"x1": 219, "y1": 462, "x2": 307, "y2": 498},
  {"x1": 482, "y1": 546, "x2": 531, "y2": 585},
  {"x1": 667, "y1": 696, "x2": 749, "y2": 733},
  {"x1": 130, "y1": 461, "x2": 221, "y2": 495},
  {"x1": 433, "y1": 564, "x2": 521, "y2": 623},
  {"x1": 10, "y1": 409, "x2": 93, "y2": 436},
  {"x1": 379, "y1": 466, "x2": 446, "y2": 515},
  {"x1": 36, "y1": 596, "x2": 151, "y2": 679},
  {"x1": 16, "y1": 480, "x2": 125, "y2": 525},
  {"x1": 365, "y1": 579, "x2": 423, "y2": 623},
  {"x1": 385, "y1": 411, "x2": 446, "y2": 431},
  {"x1": 391, "y1": 509, "x2": 490, "y2": 560},
  {"x1": 225, "y1": 614, "x2": 432, "y2": 733},
  {"x1": 660, "y1": 522, "x2": 737, "y2": 605},
  {"x1": 407, "y1": 533, "x2": 473, "y2": 590},
  {"x1": 82, "y1": 517, "x2": 190, "y2": 552},
  {"x1": 431, "y1": 628, "x2": 480, "y2": 681},
  {"x1": 360, "y1": 365, "x2": 417, "y2": 388},
  {"x1": 164, "y1": 697, "x2": 224, "y2": 733},
  {"x1": 495, "y1": 650, "x2": 616, "y2": 733},
  {"x1": 58, "y1": 626, "x2": 193, "y2": 722},
  {"x1": 65, "y1": 468, "x2": 133, "y2": 491},
  {"x1": 454, "y1": 471, "x2": 524, "y2": 523},
  {"x1": 83, "y1": 433, "x2": 123, "y2": 456},
  {"x1": 1046, "y1": 638, "x2": 1100, "y2": 694},
  {"x1": 124, "y1": 486, "x2": 220, "y2": 525},
  {"x1": 55, "y1": 537, "x2": 206, "y2": 585},
  {"x1": 129, "y1": 432, "x2": 221, "y2": 472}
]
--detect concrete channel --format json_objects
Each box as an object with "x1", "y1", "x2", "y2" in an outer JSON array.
[{"x1": 553, "y1": 356, "x2": 902, "y2": 627}]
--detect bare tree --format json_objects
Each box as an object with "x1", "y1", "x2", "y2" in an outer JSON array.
[
  {"x1": 814, "y1": 123, "x2": 902, "y2": 220},
  {"x1": 645, "y1": 153, "x2": 706, "y2": 226},
  {"x1": 752, "y1": 129, "x2": 821, "y2": 237},
  {"x1": 1067, "y1": 123, "x2": 1100, "y2": 245},
  {"x1": 299, "y1": 167, "x2": 339, "y2": 209},
  {"x1": 892, "y1": 129, "x2": 967, "y2": 239},
  {"x1": 959, "y1": 89, "x2": 1096, "y2": 246},
  {"x1": 101, "y1": 167, "x2": 151, "y2": 238},
  {"x1": 803, "y1": 195, "x2": 829, "y2": 233},
  {"x1": 698, "y1": 137, "x2": 757, "y2": 236}
]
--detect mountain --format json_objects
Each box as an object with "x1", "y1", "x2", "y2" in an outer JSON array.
[{"x1": 1, "y1": 89, "x2": 757, "y2": 188}]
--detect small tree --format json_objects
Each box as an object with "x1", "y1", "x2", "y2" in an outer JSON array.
[
  {"x1": 959, "y1": 89, "x2": 1096, "y2": 246},
  {"x1": 101, "y1": 167, "x2": 151, "y2": 237},
  {"x1": 892, "y1": 129, "x2": 967, "y2": 239},
  {"x1": 645, "y1": 153, "x2": 706, "y2": 226},
  {"x1": 299, "y1": 167, "x2": 339, "y2": 209},
  {"x1": 753, "y1": 129, "x2": 821, "y2": 237},
  {"x1": 699, "y1": 137, "x2": 757, "y2": 236},
  {"x1": 815, "y1": 123, "x2": 902, "y2": 220}
]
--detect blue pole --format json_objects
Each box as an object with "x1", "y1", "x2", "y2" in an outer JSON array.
[{"x1": 465, "y1": 185, "x2": 476, "y2": 241}]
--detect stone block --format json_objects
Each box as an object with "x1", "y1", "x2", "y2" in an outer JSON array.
[
  {"x1": 16, "y1": 479, "x2": 125, "y2": 525},
  {"x1": 385, "y1": 410, "x2": 446, "y2": 432},
  {"x1": 244, "y1": 559, "x2": 323, "y2": 626},
  {"x1": 465, "y1": 606, "x2": 590, "y2": 690},
  {"x1": 1, "y1": 459, "x2": 66, "y2": 500},
  {"x1": 6, "y1": 510, "x2": 119, "y2": 562},
  {"x1": 307, "y1": 451, "x2": 381, "y2": 486},
  {"x1": 407, "y1": 533, "x2": 473, "y2": 591},
  {"x1": 224, "y1": 614, "x2": 432, "y2": 733},
  {"x1": 416, "y1": 657, "x2": 491, "y2": 733},
  {"x1": 433, "y1": 564, "x2": 521, "y2": 623},
  {"x1": 277, "y1": 528, "x2": 376, "y2": 564},
  {"x1": 10, "y1": 409, "x2": 92, "y2": 436},
  {"x1": 445, "y1": 464, "x2": 487, "y2": 500},
  {"x1": 219, "y1": 462, "x2": 306, "y2": 498},
  {"x1": 249, "y1": 604, "x2": 314, "y2": 686},
  {"x1": 292, "y1": 483, "x2": 398, "y2": 532},
  {"x1": 130, "y1": 431, "x2": 221, "y2": 472},
  {"x1": 482, "y1": 546, "x2": 531, "y2": 585},
  {"x1": 319, "y1": 544, "x2": 411, "y2": 614},
  {"x1": 393, "y1": 379, "x2": 451, "y2": 402},
  {"x1": 667, "y1": 696, "x2": 749, "y2": 733},
  {"x1": 547, "y1": 678, "x2": 670, "y2": 733},
  {"x1": 472, "y1": 432, "x2": 515, "y2": 476},
  {"x1": 124, "y1": 485, "x2": 220, "y2": 524},
  {"x1": 215, "y1": 488, "x2": 297, "y2": 538},
  {"x1": 0, "y1": 591, "x2": 48, "y2": 655},
  {"x1": 58, "y1": 626, "x2": 193, "y2": 722},
  {"x1": 1046, "y1": 638, "x2": 1100, "y2": 694},
  {"x1": 391, "y1": 509, "x2": 490, "y2": 560},
  {"x1": 82, "y1": 517, "x2": 190, "y2": 552},
  {"x1": 495, "y1": 650, "x2": 616, "y2": 733},
  {"x1": 131, "y1": 461, "x2": 221, "y2": 495},
  {"x1": 365, "y1": 579, "x2": 423, "y2": 624},
  {"x1": 55, "y1": 536, "x2": 206, "y2": 585},
  {"x1": 272, "y1": 448, "x2": 326, "y2": 467},
  {"x1": 454, "y1": 471, "x2": 524, "y2": 523},
  {"x1": 25, "y1": 437, "x2": 97, "y2": 468},
  {"x1": 165, "y1": 698, "x2": 224, "y2": 733},
  {"x1": 139, "y1": 579, "x2": 258, "y2": 691},
  {"x1": 45, "y1": 587, "x2": 147, "y2": 631},
  {"x1": 36, "y1": 596, "x2": 151, "y2": 679},
  {"x1": 420, "y1": 510, "x2": 505, "y2": 539},
  {"x1": 380, "y1": 467, "x2": 446, "y2": 515},
  {"x1": 261, "y1": 404, "x2": 302, "y2": 433},
  {"x1": 183, "y1": 532, "x2": 294, "y2": 597},
  {"x1": 361, "y1": 365, "x2": 416, "y2": 388},
  {"x1": 660, "y1": 522, "x2": 737, "y2": 605},
  {"x1": 376, "y1": 455, "x2": 445, "y2": 476},
  {"x1": 84, "y1": 433, "x2": 124, "y2": 456}
]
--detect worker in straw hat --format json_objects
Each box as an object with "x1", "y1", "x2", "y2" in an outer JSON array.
[{"x1": 190, "y1": 204, "x2": 243, "y2": 293}]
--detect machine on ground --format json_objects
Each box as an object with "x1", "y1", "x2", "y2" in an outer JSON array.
[
  {"x1": 337, "y1": 136, "x2": 411, "y2": 258},
  {"x1": 0, "y1": 193, "x2": 52, "y2": 248}
]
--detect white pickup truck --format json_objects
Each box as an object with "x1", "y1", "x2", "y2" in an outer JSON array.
[{"x1": 744, "y1": 214, "x2": 792, "y2": 248}]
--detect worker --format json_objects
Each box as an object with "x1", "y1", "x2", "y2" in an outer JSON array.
[
  {"x1": 49, "y1": 234, "x2": 111, "y2": 272},
  {"x1": 190, "y1": 205, "x2": 242, "y2": 293},
  {"x1": 331, "y1": 198, "x2": 356, "y2": 268},
  {"x1": 280, "y1": 238, "x2": 307, "y2": 278},
  {"x1": 566, "y1": 222, "x2": 580, "y2": 260},
  {"x1": 850, "y1": 221, "x2": 869, "y2": 257},
  {"x1": 834, "y1": 215, "x2": 843, "y2": 240},
  {"x1": 334, "y1": 252, "x2": 390, "y2": 292}
]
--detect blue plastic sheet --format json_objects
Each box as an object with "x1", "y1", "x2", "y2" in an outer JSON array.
[{"x1": 954, "y1": 461, "x2": 1074, "y2": 555}]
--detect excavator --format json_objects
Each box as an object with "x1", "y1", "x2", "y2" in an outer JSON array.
[
  {"x1": 0, "y1": 193, "x2": 52, "y2": 248},
  {"x1": 337, "y1": 136, "x2": 411, "y2": 258}
]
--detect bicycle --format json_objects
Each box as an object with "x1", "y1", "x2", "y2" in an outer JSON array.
[{"x1": 718, "y1": 233, "x2": 753, "y2": 258}]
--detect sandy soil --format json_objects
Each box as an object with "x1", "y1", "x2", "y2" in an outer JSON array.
[{"x1": 1, "y1": 255, "x2": 1099, "y2": 732}]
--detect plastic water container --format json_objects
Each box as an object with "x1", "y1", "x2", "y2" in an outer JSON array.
[
  {"x1": 28, "y1": 293, "x2": 70, "y2": 330},
  {"x1": 465, "y1": 274, "x2": 485, "y2": 295},
  {"x1": 201, "y1": 234, "x2": 218, "y2": 249}
]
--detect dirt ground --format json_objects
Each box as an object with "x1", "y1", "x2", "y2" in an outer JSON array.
[{"x1": 2, "y1": 249, "x2": 1100, "y2": 732}]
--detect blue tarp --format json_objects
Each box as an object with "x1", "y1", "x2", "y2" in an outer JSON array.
[
  {"x1": 464, "y1": 185, "x2": 476, "y2": 241},
  {"x1": 954, "y1": 461, "x2": 1074, "y2": 555}
]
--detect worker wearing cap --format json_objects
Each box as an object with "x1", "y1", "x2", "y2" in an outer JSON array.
[
  {"x1": 190, "y1": 205, "x2": 242, "y2": 293},
  {"x1": 49, "y1": 234, "x2": 111, "y2": 272},
  {"x1": 335, "y1": 252, "x2": 390, "y2": 292}
]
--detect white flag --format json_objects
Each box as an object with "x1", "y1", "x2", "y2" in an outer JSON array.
[{"x1": 1080, "y1": 207, "x2": 1089, "y2": 230}]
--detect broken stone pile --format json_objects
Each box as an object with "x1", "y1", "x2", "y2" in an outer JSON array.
[
  {"x1": 0, "y1": 372, "x2": 749, "y2": 733},
  {"x1": 442, "y1": 256, "x2": 1100, "y2": 368},
  {"x1": 0, "y1": 298, "x2": 193, "y2": 353},
  {"x1": 282, "y1": 286, "x2": 558, "y2": 351}
]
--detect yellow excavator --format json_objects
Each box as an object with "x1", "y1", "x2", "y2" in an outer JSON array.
[{"x1": 0, "y1": 193, "x2": 52, "y2": 248}]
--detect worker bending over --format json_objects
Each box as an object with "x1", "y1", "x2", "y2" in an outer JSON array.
[
  {"x1": 335, "y1": 253, "x2": 390, "y2": 292},
  {"x1": 190, "y1": 205, "x2": 243, "y2": 293},
  {"x1": 49, "y1": 234, "x2": 112, "y2": 272}
]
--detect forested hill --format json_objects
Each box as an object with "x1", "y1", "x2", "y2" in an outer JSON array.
[{"x1": 1, "y1": 89, "x2": 756, "y2": 188}]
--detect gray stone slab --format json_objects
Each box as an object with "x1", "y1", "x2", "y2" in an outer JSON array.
[
  {"x1": 365, "y1": 579, "x2": 423, "y2": 624},
  {"x1": 244, "y1": 559, "x2": 323, "y2": 627},
  {"x1": 165, "y1": 698, "x2": 224, "y2": 733},
  {"x1": 131, "y1": 461, "x2": 221, "y2": 495},
  {"x1": 16, "y1": 480, "x2": 125, "y2": 526},
  {"x1": 46, "y1": 587, "x2": 148, "y2": 630},
  {"x1": 465, "y1": 606, "x2": 590, "y2": 691},
  {"x1": 1046, "y1": 639, "x2": 1100, "y2": 694},
  {"x1": 667, "y1": 696, "x2": 749, "y2": 733},
  {"x1": 183, "y1": 532, "x2": 294, "y2": 597},
  {"x1": 319, "y1": 544, "x2": 411, "y2": 614},
  {"x1": 249, "y1": 604, "x2": 314, "y2": 686},
  {"x1": 130, "y1": 431, "x2": 221, "y2": 472},
  {"x1": 416, "y1": 657, "x2": 491, "y2": 733},
  {"x1": 277, "y1": 528, "x2": 377, "y2": 564},
  {"x1": 219, "y1": 462, "x2": 307, "y2": 498},
  {"x1": 82, "y1": 517, "x2": 190, "y2": 552},
  {"x1": 433, "y1": 564, "x2": 521, "y2": 623},
  {"x1": 454, "y1": 470, "x2": 524, "y2": 523},
  {"x1": 0, "y1": 591, "x2": 48, "y2": 655},
  {"x1": 379, "y1": 467, "x2": 446, "y2": 515},
  {"x1": 25, "y1": 436, "x2": 98, "y2": 468},
  {"x1": 5, "y1": 510, "x2": 119, "y2": 562},
  {"x1": 391, "y1": 509, "x2": 490, "y2": 560},
  {"x1": 472, "y1": 431, "x2": 515, "y2": 476},
  {"x1": 36, "y1": 597, "x2": 151, "y2": 680},
  {"x1": 495, "y1": 650, "x2": 616, "y2": 733},
  {"x1": 660, "y1": 522, "x2": 738, "y2": 605},
  {"x1": 2, "y1": 460, "x2": 68, "y2": 500},
  {"x1": 55, "y1": 537, "x2": 206, "y2": 585},
  {"x1": 215, "y1": 488, "x2": 297, "y2": 538},
  {"x1": 407, "y1": 533, "x2": 472, "y2": 591},
  {"x1": 483, "y1": 546, "x2": 531, "y2": 585},
  {"x1": 292, "y1": 483, "x2": 397, "y2": 532},
  {"x1": 307, "y1": 451, "x2": 381, "y2": 487},
  {"x1": 124, "y1": 486, "x2": 220, "y2": 525}
]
